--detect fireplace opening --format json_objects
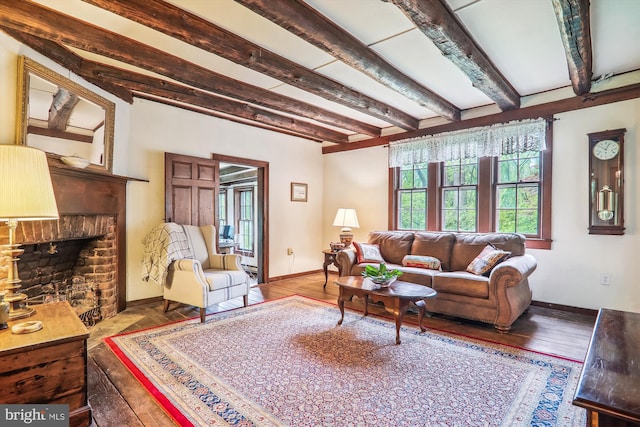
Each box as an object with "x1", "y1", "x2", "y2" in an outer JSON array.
[
  {"x1": 0, "y1": 214, "x2": 118, "y2": 327},
  {"x1": 18, "y1": 239, "x2": 107, "y2": 326}
]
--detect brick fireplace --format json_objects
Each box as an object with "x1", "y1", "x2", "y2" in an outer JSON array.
[
  {"x1": 0, "y1": 155, "x2": 129, "y2": 322},
  {"x1": 2, "y1": 214, "x2": 118, "y2": 321}
]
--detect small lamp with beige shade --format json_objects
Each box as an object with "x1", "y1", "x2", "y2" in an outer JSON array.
[
  {"x1": 332, "y1": 208, "x2": 359, "y2": 248},
  {"x1": 0, "y1": 145, "x2": 59, "y2": 328}
]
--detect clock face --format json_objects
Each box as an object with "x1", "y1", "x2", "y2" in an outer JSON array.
[{"x1": 593, "y1": 139, "x2": 620, "y2": 160}]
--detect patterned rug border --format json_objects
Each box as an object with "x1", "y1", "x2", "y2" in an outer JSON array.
[{"x1": 104, "y1": 295, "x2": 585, "y2": 425}]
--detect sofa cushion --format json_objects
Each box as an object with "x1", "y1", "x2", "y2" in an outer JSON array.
[
  {"x1": 203, "y1": 269, "x2": 248, "y2": 291},
  {"x1": 353, "y1": 242, "x2": 384, "y2": 263},
  {"x1": 450, "y1": 232, "x2": 525, "y2": 272},
  {"x1": 402, "y1": 255, "x2": 441, "y2": 271},
  {"x1": 466, "y1": 244, "x2": 510, "y2": 276},
  {"x1": 410, "y1": 232, "x2": 455, "y2": 271},
  {"x1": 367, "y1": 231, "x2": 415, "y2": 265},
  {"x1": 432, "y1": 272, "x2": 489, "y2": 298}
]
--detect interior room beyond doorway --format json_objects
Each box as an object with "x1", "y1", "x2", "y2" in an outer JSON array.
[{"x1": 219, "y1": 161, "x2": 259, "y2": 284}]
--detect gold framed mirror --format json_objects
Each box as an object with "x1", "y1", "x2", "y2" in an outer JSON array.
[{"x1": 16, "y1": 56, "x2": 115, "y2": 172}]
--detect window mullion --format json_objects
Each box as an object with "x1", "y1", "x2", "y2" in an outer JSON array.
[
  {"x1": 428, "y1": 162, "x2": 439, "y2": 231},
  {"x1": 477, "y1": 156, "x2": 492, "y2": 232}
]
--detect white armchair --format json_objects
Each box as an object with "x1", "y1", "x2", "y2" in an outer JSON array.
[{"x1": 163, "y1": 224, "x2": 250, "y2": 322}]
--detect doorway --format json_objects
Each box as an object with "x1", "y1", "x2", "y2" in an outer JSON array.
[{"x1": 213, "y1": 154, "x2": 268, "y2": 284}]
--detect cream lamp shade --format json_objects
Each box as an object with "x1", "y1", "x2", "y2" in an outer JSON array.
[
  {"x1": 0, "y1": 145, "x2": 58, "y2": 321},
  {"x1": 332, "y1": 208, "x2": 359, "y2": 247},
  {"x1": 0, "y1": 145, "x2": 59, "y2": 224}
]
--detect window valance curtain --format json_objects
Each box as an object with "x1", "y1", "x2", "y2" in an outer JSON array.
[{"x1": 389, "y1": 118, "x2": 547, "y2": 167}]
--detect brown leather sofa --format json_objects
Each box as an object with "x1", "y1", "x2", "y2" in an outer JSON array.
[{"x1": 335, "y1": 231, "x2": 537, "y2": 332}]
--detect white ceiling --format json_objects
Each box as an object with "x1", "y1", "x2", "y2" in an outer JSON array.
[{"x1": 23, "y1": 0, "x2": 640, "y2": 142}]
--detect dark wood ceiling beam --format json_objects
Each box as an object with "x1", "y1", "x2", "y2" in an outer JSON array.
[
  {"x1": 48, "y1": 88, "x2": 79, "y2": 130},
  {"x1": 389, "y1": 0, "x2": 520, "y2": 111},
  {"x1": 81, "y1": 62, "x2": 349, "y2": 143},
  {"x1": 551, "y1": 0, "x2": 592, "y2": 95},
  {"x1": 323, "y1": 82, "x2": 640, "y2": 154},
  {"x1": 1, "y1": 26, "x2": 133, "y2": 102},
  {"x1": 81, "y1": 0, "x2": 411, "y2": 133},
  {"x1": 0, "y1": 0, "x2": 377, "y2": 137},
  {"x1": 27, "y1": 125, "x2": 93, "y2": 143},
  {"x1": 4, "y1": 27, "x2": 347, "y2": 142},
  {"x1": 233, "y1": 0, "x2": 460, "y2": 122},
  {"x1": 220, "y1": 170, "x2": 257, "y2": 184}
]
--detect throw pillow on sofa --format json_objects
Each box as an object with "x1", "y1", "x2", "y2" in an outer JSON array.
[
  {"x1": 402, "y1": 255, "x2": 442, "y2": 271},
  {"x1": 353, "y1": 242, "x2": 384, "y2": 264},
  {"x1": 466, "y1": 244, "x2": 510, "y2": 276}
]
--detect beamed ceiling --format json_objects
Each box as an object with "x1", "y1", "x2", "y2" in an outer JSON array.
[{"x1": 1, "y1": 0, "x2": 639, "y2": 152}]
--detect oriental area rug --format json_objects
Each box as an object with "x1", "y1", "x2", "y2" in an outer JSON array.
[{"x1": 105, "y1": 296, "x2": 586, "y2": 426}]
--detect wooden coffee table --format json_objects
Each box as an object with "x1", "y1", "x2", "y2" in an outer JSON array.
[{"x1": 334, "y1": 276, "x2": 437, "y2": 344}]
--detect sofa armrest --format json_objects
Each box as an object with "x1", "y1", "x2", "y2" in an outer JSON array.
[
  {"x1": 489, "y1": 254, "x2": 537, "y2": 331},
  {"x1": 489, "y1": 254, "x2": 537, "y2": 286},
  {"x1": 164, "y1": 259, "x2": 208, "y2": 306},
  {"x1": 170, "y1": 259, "x2": 209, "y2": 284},
  {"x1": 171, "y1": 258, "x2": 201, "y2": 273},
  {"x1": 336, "y1": 249, "x2": 357, "y2": 276}
]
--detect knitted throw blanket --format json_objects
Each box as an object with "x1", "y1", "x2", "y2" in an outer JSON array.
[{"x1": 141, "y1": 223, "x2": 193, "y2": 285}]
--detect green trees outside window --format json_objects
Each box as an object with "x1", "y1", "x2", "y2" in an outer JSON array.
[
  {"x1": 394, "y1": 149, "x2": 547, "y2": 243},
  {"x1": 442, "y1": 158, "x2": 478, "y2": 232},
  {"x1": 496, "y1": 150, "x2": 541, "y2": 235},
  {"x1": 398, "y1": 163, "x2": 427, "y2": 230}
]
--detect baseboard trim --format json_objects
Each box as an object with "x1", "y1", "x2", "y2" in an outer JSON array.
[
  {"x1": 531, "y1": 300, "x2": 598, "y2": 317},
  {"x1": 269, "y1": 269, "x2": 325, "y2": 283}
]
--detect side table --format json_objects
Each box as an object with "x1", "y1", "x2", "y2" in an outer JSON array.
[
  {"x1": 322, "y1": 249, "x2": 342, "y2": 288},
  {"x1": 0, "y1": 301, "x2": 91, "y2": 427},
  {"x1": 573, "y1": 308, "x2": 640, "y2": 426}
]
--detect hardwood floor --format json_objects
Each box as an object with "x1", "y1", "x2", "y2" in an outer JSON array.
[{"x1": 87, "y1": 272, "x2": 596, "y2": 426}]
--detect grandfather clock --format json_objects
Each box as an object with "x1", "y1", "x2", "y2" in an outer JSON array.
[{"x1": 588, "y1": 128, "x2": 626, "y2": 235}]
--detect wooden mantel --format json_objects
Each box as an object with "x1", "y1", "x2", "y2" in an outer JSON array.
[{"x1": 46, "y1": 154, "x2": 143, "y2": 312}]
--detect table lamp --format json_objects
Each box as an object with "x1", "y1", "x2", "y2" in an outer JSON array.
[
  {"x1": 332, "y1": 208, "x2": 359, "y2": 248},
  {"x1": 0, "y1": 145, "x2": 59, "y2": 320}
]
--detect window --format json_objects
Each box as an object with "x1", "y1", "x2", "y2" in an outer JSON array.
[
  {"x1": 496, "y1": 150, "x2": 541, "y2": 235},
  {"x1": 442, "y1": 158, "x2": 478, "y2": 232},
  {"x1": 390, "y1": 120, "x2": 552, "y2": 249},
  {"x1": 235, "y1": 187, "x2": 254, "y2": 256},
  {"x1": 397, "y1": 163, "x2": 428, "y2": 230},
  {"x1": 218, "y1": 189, "x2": 227, "y2": 228}
]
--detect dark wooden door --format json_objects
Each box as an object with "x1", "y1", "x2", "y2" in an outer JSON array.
[{"x1": 165, "y1": 152, "x2": 219, "y2": 226}]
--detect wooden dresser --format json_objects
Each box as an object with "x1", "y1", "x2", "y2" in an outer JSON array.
[
  {"x1": 573, "y1": 308, "x2": 640, "y2": 426},
  {"x1": 0, "y1": 301, "x2": 91, "y2": 427}
]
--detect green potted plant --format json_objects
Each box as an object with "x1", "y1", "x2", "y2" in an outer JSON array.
[{"x1": 361, "y1": 263, "x2": 403, "y2": 287}]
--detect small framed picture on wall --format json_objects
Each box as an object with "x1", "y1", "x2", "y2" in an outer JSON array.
[{"x1": 291, "y1": 182, "x2": 308, "y2": 202}]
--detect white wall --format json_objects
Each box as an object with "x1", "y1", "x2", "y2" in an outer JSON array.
[
  {"x1": 323, "y1": 99, "x2": 640, "y2": 313},
  {"x1": 323, "y1": 147, "x2": 389, "y2": 248},
  {"x1": 530, "y1": 98, "x2": 640, "y2": 312},
  {"x1": 125, "y1": 99, "x2": 324, "y2": 301}
]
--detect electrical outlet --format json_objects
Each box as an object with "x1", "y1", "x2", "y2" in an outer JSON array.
[
  {"x1": 287, "y1": 248, "x2": 294, "y2": 255},
  {"x1": 600, "y1": 273, "x2": 611, "y2": 286}
]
